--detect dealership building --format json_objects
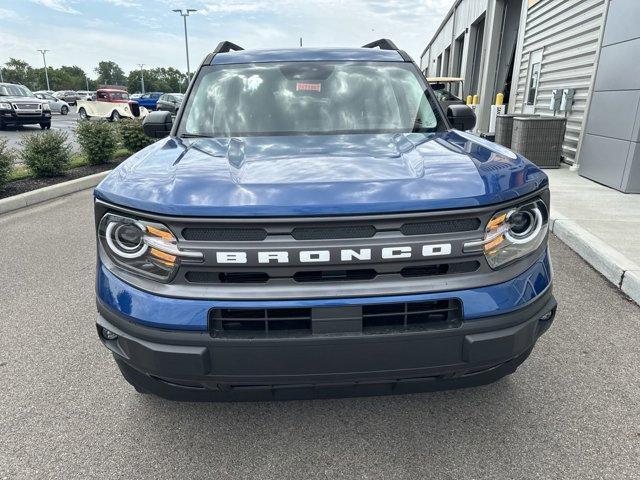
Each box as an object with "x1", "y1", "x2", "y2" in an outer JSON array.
[{"x1": 420, "y1": 0, "x2": 640, "y2": 193}]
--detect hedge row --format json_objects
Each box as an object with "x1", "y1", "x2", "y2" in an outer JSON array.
[{"x1": 0, "y1": 118, "x2": 155, "y2": 191}]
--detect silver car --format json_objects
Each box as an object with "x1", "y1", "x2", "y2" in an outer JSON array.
[{"x1": 34, "y1": 92, "x2": 71, "y2": 115}]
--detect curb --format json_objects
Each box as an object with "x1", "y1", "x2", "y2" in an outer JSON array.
[
  {"x1": 0, "y1": 171, "x2": 111, "y2": 216},
  {"x1": 550, "y1": 210, "x2": 640, "y2": 305}
]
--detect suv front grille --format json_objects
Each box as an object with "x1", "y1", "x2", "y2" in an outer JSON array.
[
  {"x1": 97, "y1": 194, "x2": 546, "y2": 300},
  {"x1": 209, "y1": 299, "x2": 462, "y2": 338}
]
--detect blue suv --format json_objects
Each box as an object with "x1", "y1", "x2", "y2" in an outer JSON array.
[
  {"x1": 94, "y1": 40, "x2": 556, "y2": 401},
  {"x1": 135, "y1": 92, "x2": 163, "y2": 110}
]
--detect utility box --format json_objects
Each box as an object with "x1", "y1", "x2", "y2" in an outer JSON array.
[
  {"x1": 511, "y1": 117, "x2": 566, "y2": 168},
  {"x1": 560, "y1": 89, "x2": 575, "y2": 112},
  {"x1": 494, "y1": 114, "x2": 539, "y2": 148},
  {"x1": 549, "y1": 89, "x2": 562, "y2": 112}
]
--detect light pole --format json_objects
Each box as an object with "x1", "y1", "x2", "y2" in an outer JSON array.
[
  {"x1": 172, "y1": 8, "x2": 197, "y2": 81},
  {"x1": 37, "y1": 49, "x2": 50, "y2": 91},
  {"x1": 85, "y1": 76, "x2": 90, "y2": 91},
  {"x1": 137, "y1": 63, "x2": 145, "y2": 94}
]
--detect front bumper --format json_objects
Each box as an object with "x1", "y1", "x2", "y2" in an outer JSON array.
[
  {"x1": 97, "y1": 288, "x2": 556, "y2": 401},
  {"x1": 0, "y1": 110, "x2": 51, "y2": 125}
]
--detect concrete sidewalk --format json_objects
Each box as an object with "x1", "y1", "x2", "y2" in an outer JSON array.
[{"x1": 547, "y1": 165, "x2": 640, "y2": 304}]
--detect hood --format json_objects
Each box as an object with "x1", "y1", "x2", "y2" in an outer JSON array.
[
  {"x1": 95, "y1": 131, "x2": 548, "y2": 217},
  {"x1": 0, "y1": 96, "x2": 47, "y2": 104}
]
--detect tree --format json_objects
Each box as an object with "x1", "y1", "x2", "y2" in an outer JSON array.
[
  {"x1": 95, "y1": 61, "x2": 127, "y2": 87},
  {"x1": 3, "y1": 58, "x2": 36, "y2": 88},
  {"x1": 127, "y1": 67, "x2": 186, "y2": 94}
]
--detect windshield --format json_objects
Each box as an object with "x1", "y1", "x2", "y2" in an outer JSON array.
[
  {"x1": 181, "y1": 62, "x2": 442, "y2": 137},
  {"x1": 0, "y1": 84, "x2": 33, "y2": 97},
  {"x1": 111, "y1": 92, "x2": 129, "y2": 100}
]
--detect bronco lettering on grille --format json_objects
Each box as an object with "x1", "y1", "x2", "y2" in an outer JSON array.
[{"x1": 213, "y1": 244, "x2": 452, "y2": 264}]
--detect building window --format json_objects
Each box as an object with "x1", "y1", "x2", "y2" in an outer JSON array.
[
  {"x1": 524, "y1": 49, "x2": 543, "y2": 112},
  {"x1": 526, "y1": 61, "x2": 541, "y2": 105}
]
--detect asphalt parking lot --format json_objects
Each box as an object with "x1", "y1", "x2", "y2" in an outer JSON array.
[
  {"x1": 0, "y1": 190, "x2": 639, "y2": 479},
  {"x1": 2, "y1": 110, "x2": 80, "y2": 159}
]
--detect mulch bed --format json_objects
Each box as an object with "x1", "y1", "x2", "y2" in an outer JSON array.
[{"x1": 0, "y1": 161, "x2": 122, "y2": 200}]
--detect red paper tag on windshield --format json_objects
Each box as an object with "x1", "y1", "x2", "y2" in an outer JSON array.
[{"x1": 296, "y1": 82, "x2": 321, "y2": 92}]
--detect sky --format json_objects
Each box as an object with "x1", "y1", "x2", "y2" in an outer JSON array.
[{"x1": 0, "y1": 0, "x2": 451, "y2": 76}]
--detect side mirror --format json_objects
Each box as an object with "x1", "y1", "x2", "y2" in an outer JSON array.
[
  {"x1": 447, "y1": 104, "x2": 476, "y2": 131},
  {"x1": 143, "y1": 110, "x2": 173, "y2": 138}
]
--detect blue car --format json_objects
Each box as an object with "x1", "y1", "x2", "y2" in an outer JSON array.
[
  {"x1": 134, "y1": 91, "x2": 163, "y2": 110},
  {"x1": 94, "y1": 39, "x2": 556, "y2": 401}
]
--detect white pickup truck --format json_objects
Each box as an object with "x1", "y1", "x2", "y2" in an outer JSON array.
[{"x1": 77, "y1": 88, "x2": 148, "y2": 122}]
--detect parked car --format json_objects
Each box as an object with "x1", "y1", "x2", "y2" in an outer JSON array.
[
  {"x1": 135, "y1": 92, "x2": 163, "y2": 111},
  {"x1": 427, "y1": 77, "x2": 467, "y2": 109},
  {"x1": 34, "y1": 92, "x2": 70, "y2": 115},
  {"x1": 156, "y1": 93, "x2": 184, "y2": 115},
  {"x1": 130, "y1": 93, "x2": 143, "y2": 100},
  {"x1": 77, "y1": 88, "x2": 148, "y2": 121},
  {"x1": 0, "y1": 83, "x2": 52, "y2": 129},
  {"x1": 53, "y1": 90, "x2": 82, "y2": 105},
  {"x1": 96, "y1": 39, "x2": 555, "y2": 401},
  {"x1": 76, "y1": 90, "x2": 96, "y2": 101}
]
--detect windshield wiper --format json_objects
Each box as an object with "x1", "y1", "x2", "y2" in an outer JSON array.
[{"x1": 180, "y1": 133, "x2": 213, "y2": 139}]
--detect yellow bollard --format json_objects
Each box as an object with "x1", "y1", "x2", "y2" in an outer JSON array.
[
  {"x1": 466, "y1": 95, "x2": 473, "y2": 106},
  {"x1": 472, "y1": 94, "x2": 479, "y2": 105},
  {"x1": 495, "y1": 92, "x2": 504, "y2": 106}
]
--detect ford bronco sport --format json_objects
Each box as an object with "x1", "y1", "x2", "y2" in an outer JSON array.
[{"x1": 94, "y1": 40, "x2": 556, "y2": 401}]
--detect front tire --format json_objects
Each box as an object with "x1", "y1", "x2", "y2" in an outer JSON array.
[
  {"x1": 40, "y1": 122, "x2": 51, "y2": 130},
  {"x1": 110, "y1": 111, "x2": 121, "y2": 122},
  {"x1": 78, "y1": 107, "x2": 89, "y2": 120},
  {"x1": 60, "y1": 105, "x2": 69, "y2": 115}
]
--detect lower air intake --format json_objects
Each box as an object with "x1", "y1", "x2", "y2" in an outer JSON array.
[{"x1": 209, "y1": 299, "x2": 462, "y2": 338}]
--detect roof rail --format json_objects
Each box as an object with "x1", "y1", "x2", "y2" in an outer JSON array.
[
  {"x1": 362, "y1": 38, "x2": 399, "y2": 51},
  {"x1": 213, "y1": 41, "x2": 244, "y2": 54}
]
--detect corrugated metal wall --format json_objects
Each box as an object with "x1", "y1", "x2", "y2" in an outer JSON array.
[
  {"x1": 512, "y1": 0, "x2": 606, "y2": 163},
  {"x1": 420, "y1": 0, "x2": 487, "y2": 74}
]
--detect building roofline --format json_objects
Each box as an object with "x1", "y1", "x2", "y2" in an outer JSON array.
[{"x1": 420, "y1": 0, "x2": 463, "y2": 60}]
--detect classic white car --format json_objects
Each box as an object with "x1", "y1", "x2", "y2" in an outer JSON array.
[{"x1": 76, "y1": 88, "x2": 149, "y2": 122}]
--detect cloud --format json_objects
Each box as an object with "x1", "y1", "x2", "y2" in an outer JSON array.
[
  {"x1": 4, "y1": 0, "x2": 453, "y2": 72},
  {"x1": 0, "y1": 7, "x2": 19, "y2": 20},
  {"x1": 103, "y1": 0, "x2": 141, "y2": 6},
  {"x1": 28, "y1": 0, "x2": 80, "y2": 14}
]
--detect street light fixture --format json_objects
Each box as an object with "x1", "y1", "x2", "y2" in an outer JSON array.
[
  {"x1": 137, "y1": 63, "x2": 145, "y2": 94},
  {"x1": 37, "y1": 49, "x2": 50, "y2": 91},
  {"x1": 172, "y1": 8, "x2": 197, "y2": 81}
]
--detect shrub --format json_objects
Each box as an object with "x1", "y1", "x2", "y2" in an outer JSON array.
[
  {"x1": 118, "y1": 118, "x2": 154, "y2": 152},
  {"x1": 76, "y1": 120, "x2": 119, "y2": 165},
  {"x1": 20, "y1": 131, "x2": 71, "y2": 177},
  {"x1": 0, "y1": 138, "x2": 14, "y2": 190}
]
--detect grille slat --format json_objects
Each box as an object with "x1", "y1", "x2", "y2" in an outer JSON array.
[
  {"x1": 182, "y1": 227, "x2": 268, "y2": 241},
  {"x1": 291, "y1": 225, "x2": 376, "y2": 240},
  {"x1": 185, "y1": 261, "x2": 480, "y2": 285},
  {"x1": 401, "y1": 218, "x2": 481, "y2": 235}
]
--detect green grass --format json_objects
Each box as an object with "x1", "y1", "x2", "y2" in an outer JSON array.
[{"x1": 7, "y1": 149, "x2": 132, "y2": 183}]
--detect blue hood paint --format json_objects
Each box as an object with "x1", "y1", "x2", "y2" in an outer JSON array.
[{"x1": 95, "y1": 131, "x2": 548, "y2": 217}]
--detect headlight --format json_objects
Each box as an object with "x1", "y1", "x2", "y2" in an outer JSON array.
[
  {"x1": 42, "y1": 103, "x2": 50, "y2": 111},
  {"x1": 0, "y1": 102, "x2": 12, "y2": 110},
  {"x1": 465, "y1": 199, "x2": 548, "y2": 269},
  {"x1": 98, "y1": 213, "x2": 202, "y2": 281}
]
